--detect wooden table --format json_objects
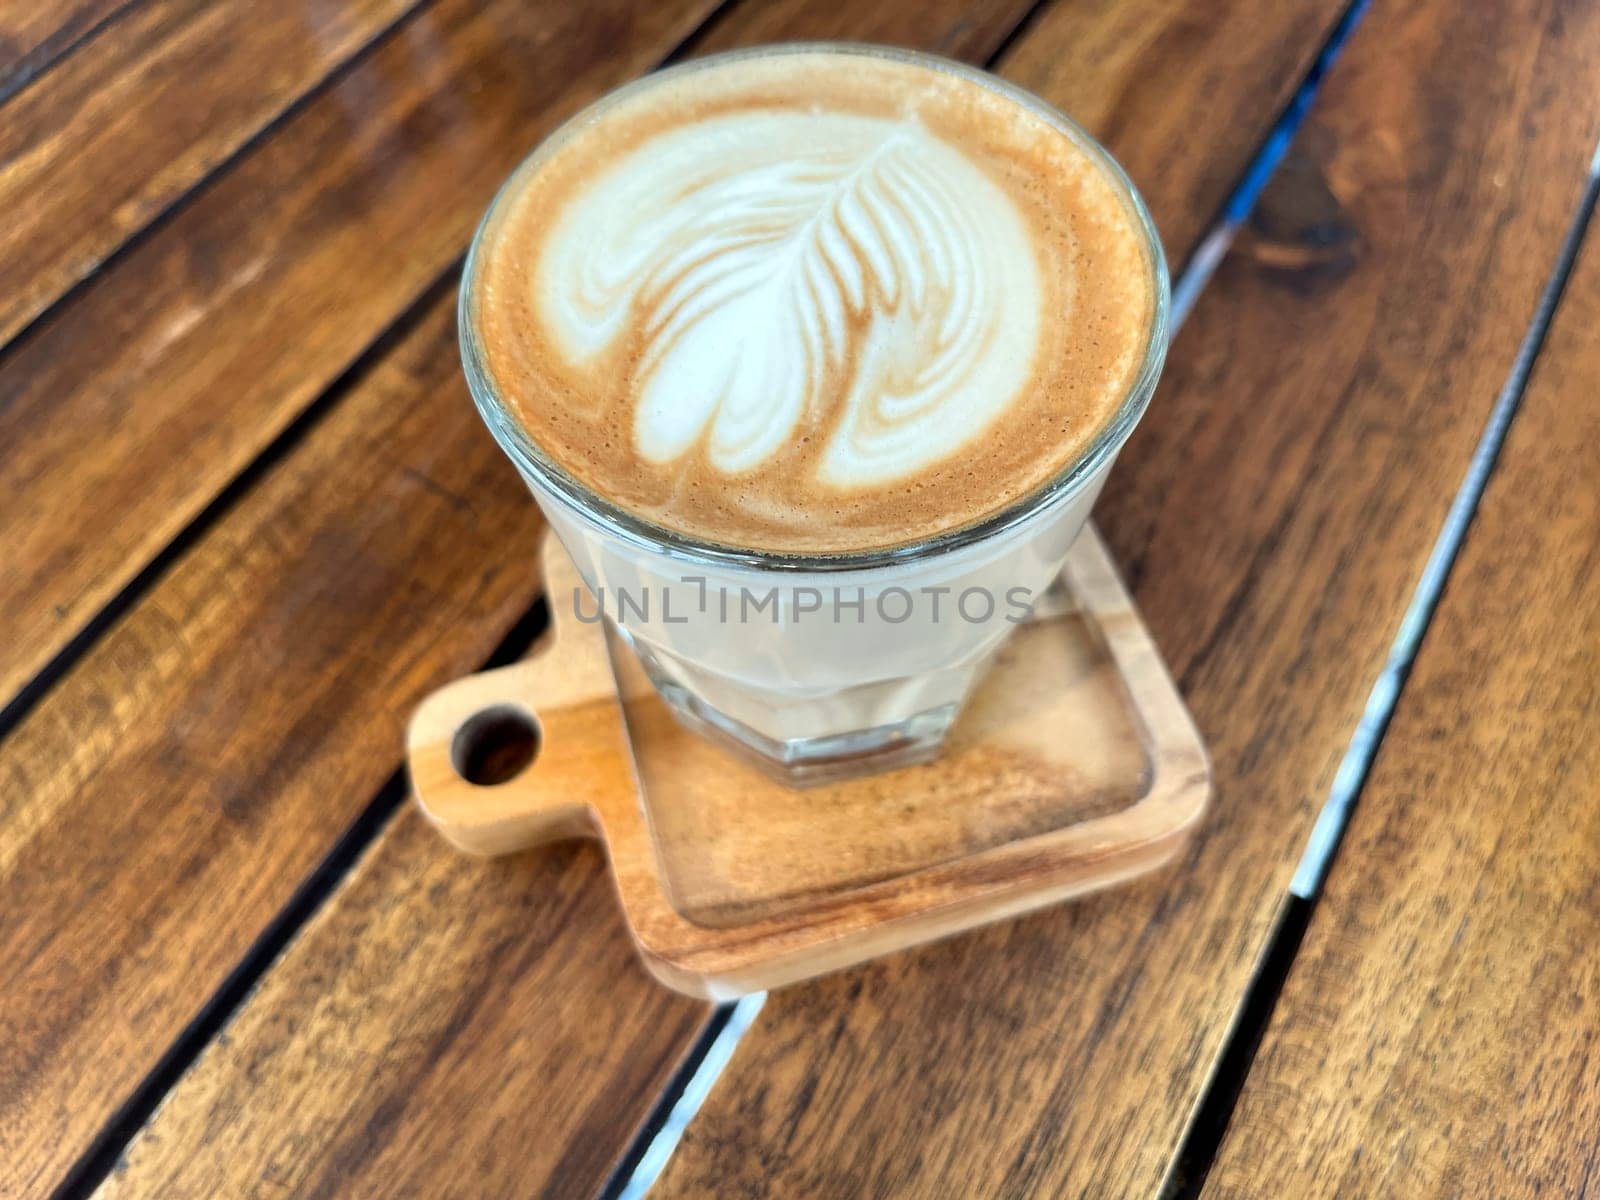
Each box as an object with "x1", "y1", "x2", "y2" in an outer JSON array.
[{"x1": 2, "y1": 1, "x2": 1596, "y2": 1195}]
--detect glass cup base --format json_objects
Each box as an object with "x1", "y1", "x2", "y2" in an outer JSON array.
[{"x1": 643, "y1": 665, "x2": 956, "y2": 787}]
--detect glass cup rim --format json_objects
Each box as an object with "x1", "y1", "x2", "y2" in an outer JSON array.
[{"x1": 459, "y1": 41, "x2": 1171, "y2": 576}]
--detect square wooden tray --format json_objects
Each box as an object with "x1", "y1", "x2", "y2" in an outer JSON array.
[{"x1": 407, "y1": 526, "x2": 1209, "y2": 999}]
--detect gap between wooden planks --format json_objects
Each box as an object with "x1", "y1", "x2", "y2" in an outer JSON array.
[
  {"x1": 1203, "y1": 174, "x2": 1600, "y2": 1200},
  {"x1": 0, "y1": 1, "x2": 1351, "y2": 1197},
  {"x1": 0, "y1": 0, "x2": 426, "y2": 346},
  {"x1": 653, "y1": 0, "x2": 1600, "y2": 1195},
  {"x1": 0, "y1": 0, "x2": 717, "y2": 718},
  {"x1": 0, "y1": 0, "x2": 1344, "y2": 724},
  {"x1": 0, "y1": 0, "x2": 727, "y2": 1192},
  {"x1": 0, "y1": 0, "x2": 132, "y2": 101}
]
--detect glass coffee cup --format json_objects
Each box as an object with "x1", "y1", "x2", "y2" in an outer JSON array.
[{"x1": 459, "y1": 44, "x2": 1169, "y2": 785}]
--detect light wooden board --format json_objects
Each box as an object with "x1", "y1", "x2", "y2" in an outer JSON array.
[
  {"x1": 1203, "y1": 189, "x2": 1600, "y2": 1200},
  {"x1": 410, "y1": 531, "x2": 1209, "y2": 998},
  {"x1": 655, "y1": 1, "x2": 1600, "y2": 1195}
]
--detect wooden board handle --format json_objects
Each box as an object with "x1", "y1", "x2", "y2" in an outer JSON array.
[{"x1": 406, "y1": 541, "x2": 636, "y2": 856}]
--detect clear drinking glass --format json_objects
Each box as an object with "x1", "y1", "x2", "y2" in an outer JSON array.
[{"x1": 459, "y1": 44, "x2": 1169, "y2": 786}]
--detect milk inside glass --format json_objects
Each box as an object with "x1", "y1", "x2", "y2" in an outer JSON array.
[{"x1": 529, "y1": 458, "x2": 1111, "y2": 778}]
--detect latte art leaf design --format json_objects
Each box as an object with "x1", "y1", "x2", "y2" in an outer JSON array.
[{"x1": 538, "y1": 113, "x2": 1044, "y2": 485}]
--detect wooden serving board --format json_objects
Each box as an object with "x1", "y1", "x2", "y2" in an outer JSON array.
[{"x1": 407, "y1": 526, "x2": 1210, "y2": 999}]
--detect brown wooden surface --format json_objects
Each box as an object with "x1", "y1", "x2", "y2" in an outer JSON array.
[
  {"x1": 0, "y1": 294, "x2": 556, "y2": 1197},
  {"x1": 0, "y1": 0, "x2": 1348, "y2": 728},
  {"x1": 692, "y1": 0, "x2": 1037, "y2": 58},
  {"x1": 0, "y1": 0, "x2": 1037, "y2": 723},
  {"x1": 0, "y1": 2, "x2": 1036, "y2": 1193},
  {"x1": 0, "y1": 0, "x2": 128, "y2": 98},
  {"x1": 0, "y1": 0, "x2": 421, "y2": 346},
  {"x1": 97, "y1": 816, "x2": 708, "y2": 1200},
  {"x1": 655, "y1": 1, "x2": 1600, "y2": 1195},
  {"x1": 410, "y1": 530, "x2": 1207, "y2": 998},
  {"x1": 1203, "y1": 202, "x2": 1600, "y2": 1199},
  {"x1": 8, "y1": 0, "x2": 1357, "y2": 1194},
  {"x1": 0, "y1": 0, "x2": 721, "y2": 716},
  {"x1": 6, "y1": 0, "x2": 1594, "y2": 1195},
  {"x1": 995, "y1": 0, "x2": 1350, "y2": 263}
]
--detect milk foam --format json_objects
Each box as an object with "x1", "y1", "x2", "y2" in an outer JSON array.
[
  {"x1": 537, "y1": 113, "x2": 1044, "y2": 487},
  {"x1": 469, "y1": 49, "x2": 1157, "y2": 554}
]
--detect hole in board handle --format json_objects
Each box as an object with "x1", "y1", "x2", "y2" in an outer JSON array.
[{"x1": 451, "y1": 705, "x2": 541, "y2": 786}]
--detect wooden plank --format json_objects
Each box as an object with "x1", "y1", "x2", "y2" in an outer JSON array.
[
  {"x1": 27, "y1": 2, "x2": 1351, "y2": 1195},
  {"x1": 698, "y1": 0, "x2": 1348, "y2": 260},
  {"x1": 0, "y1": 1, "x2": 1343, "y2": 733},
  {"x1": 0, "y1": 0, "x2": 732, "y2": 1182},
  {"x1": 0, "y1": 0, "x2": 422, "y2": 347},
  {"x1": 994, "y1": 0, "x2": 1354, "y2": 261},
  {"x1": 0, "y1": 0, "x2": 130, "y2": 100},
  {"x1": 1203, "y1": 208, "x2": 1600, "y2": 1199},
  {"x1": 653, "y1": 2, "x2": 1600, "y2": 1197},
  {"x1": 0, "y1": 0, "x2": 718, "y2": 715},
  {"x1": 97, "y1": 813, "x2": 712, "y2": 1200},
  {"x1": 0, "y1": 5, "x2": 1055, "y2": 1195},
  {"x1": 0, "y1": 292, "x2": 563, "y2": 1197},
  {"x1": 0, "y1": 0, "x2": 1334, "y2": 745},
  {"x1": 691, "y1": 0, "x2": 1035, "y2": 59}
]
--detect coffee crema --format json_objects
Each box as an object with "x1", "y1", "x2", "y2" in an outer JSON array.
[{"x1": 468, "y1": 47, "x2": 1158, "y2": 555}]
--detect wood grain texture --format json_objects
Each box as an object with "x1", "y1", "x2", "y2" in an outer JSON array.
[
  {"x1": 27, "y1": 0, "x2": 1349, "y2": 1193},
  {"x1": 690, "y1": 0, "x2": 1038, "y2": 58},
  {"x1": 0, "y1": 0, "x2": 421, "y2": 345},
  {"x1": 0, "y1": 0, "x2": 130, "y2": 100},
  {"x1": 0, "y1": 0, "x2": 718, "y2": 718},
  {"x1": 995, "y1": 0, "x2": 1348, "y2": 262},
  {"x1": 0, "y1": 1, "x2": 1062, "y2": 1192},
  {"x1": 0, "y1": 294, "x2": 555, "y2": 1197},
  {"x1": 699, "y1": 0, "x2": 1347, "y2": 265},
  {"x1": 1203, "y1": 203, "x2": 1600, "y2": 1200},
  {"x1": 96, "y1": 814, "x2": 709, "y2": 1200},
  {"x1": 655, "y1": 2, "x2": 1600, "y2": 1196},
  {"x1": 0, "y1": 0, "x2": 1343, "y2": 745}
]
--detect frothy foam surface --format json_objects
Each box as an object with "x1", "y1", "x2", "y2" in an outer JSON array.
[{"x1": 469, "y1": 48, "x2": 1157, "y2": 554}]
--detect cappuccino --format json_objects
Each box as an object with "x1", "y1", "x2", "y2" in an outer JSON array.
[
  {"x1": 461, "y1": 46, "x2": 1167, "y2": 782},
  {"x1": 468, "y1": 48, "x2": 1154, "y2": 555}
]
